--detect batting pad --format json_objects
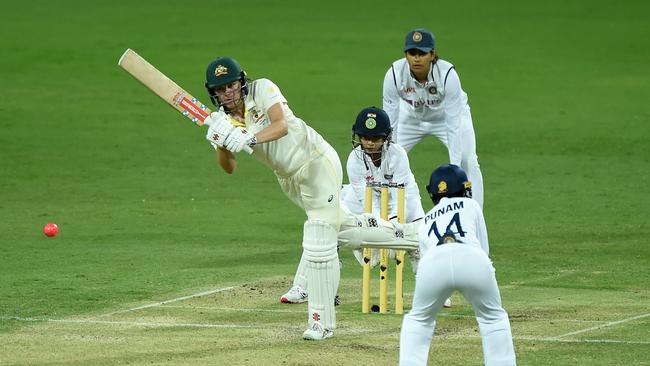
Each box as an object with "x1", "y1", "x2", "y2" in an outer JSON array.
[
  {"x1": 306, "y1": 259, "x2": 339, "y2": 330},
  {"x1": 292, "y1": 253, "x2": 308, "y2": 290},
  {"x1": 302, "y1": 220, "x2": 338, "y2": 262},
  {"x1": 302, "y1": 220, "x2": 339, "y2": 330}
]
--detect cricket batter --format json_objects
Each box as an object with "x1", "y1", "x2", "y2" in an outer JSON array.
[
  {"x1": 280, "y1": 107, "x2": 426, "y2": 305},
  {"x1": 383, "y1": 28, "x2": 485, "y2": 207},
  {"x1": 203, "y1": 56, "x2": 342, "y2": 340},
  {"x1": 399, "y1": 164, "x2": 516, "y2": 366}
]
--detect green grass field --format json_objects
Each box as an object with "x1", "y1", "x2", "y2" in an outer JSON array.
[{"x1": 1, "y1": 0, "x2": 649, "y2": 364}]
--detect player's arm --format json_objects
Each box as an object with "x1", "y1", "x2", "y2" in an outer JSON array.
[
  {"x1": 475, "y1": 203, "x2": 490, "y2": 255},
  {"x1": 216, "y1": 147, "x2": 237, "y2": 174},
  {"x1": 204, "y1": 111, "x2": 240, "y2": 174},
  {"x1": 346, "y1": 151, "x2": 367, "y2": 205},
  {"x1": 382, "y1": 67, "x2": 401, "y2": 130},
  {"x1": 253, "y1": 103, "x2": 288, "y2": 143},
  {"x1": 443, "y1": 69, "x2": 464, "y2": 166},
  {"x1": 390, "y1": 146, "x2": 423, "y2": 220}
]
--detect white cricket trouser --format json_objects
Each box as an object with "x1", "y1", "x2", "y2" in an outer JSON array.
[
  {"x1": 399, "y1": 244, "x2": 516, "y2": 366},
  {"x1": 277, "y1": 143, "x2": 343, "y2": 227},
  {"x1": 395, "y1": 109, "x2": 484, "y2": 208}
]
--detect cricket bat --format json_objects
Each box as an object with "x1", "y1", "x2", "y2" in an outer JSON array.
[{"x1": 117, "y1": 48, "x2": 252, "y2": 154}]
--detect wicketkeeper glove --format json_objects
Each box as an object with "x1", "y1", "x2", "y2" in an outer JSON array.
[{"x1": 224, "y1": 127, "x2": 257, "y2": 153}]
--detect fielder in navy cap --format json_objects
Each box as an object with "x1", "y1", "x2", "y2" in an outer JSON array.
[
  {"x1": 404, "y1": 28, "x2": 436, "y2": 53},
  {"x1": 382, "y1": 28, "x2": 486, "y2": 208}
]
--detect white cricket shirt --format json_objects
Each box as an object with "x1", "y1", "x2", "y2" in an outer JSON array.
[
  {"x1": 346, "y1": 143, "x2": 423, "y2": 220},
  {"x1": 418, "y1": 197, "x2": 489, "y2": 258},
  {"x1": 383, "y1": 58, "x2": 470, "y2": 165},
  {"x1": 240, "y1": 78, "x2": 329, "y2": 176}
]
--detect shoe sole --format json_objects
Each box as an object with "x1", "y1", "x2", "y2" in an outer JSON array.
[
  {"x1": 280, "y1": 297, "x2": 307, "y2": 304},
  {"x1": 303, "y1": 332, "x2": 333, "y2": 341}
]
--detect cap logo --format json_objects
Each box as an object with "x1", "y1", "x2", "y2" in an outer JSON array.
[
  {"x1": 437, "y1": 181, "x2": 448, "y2": 193},
  {"x1": 365, "y1": 118, "x2": 377, "y2": 129},
  {"x1": 214, "y1": 65, "x2": 229, "y2": 77},
  {"x1": 413, "y1": 31, "x2": 422, "y2": 42}
]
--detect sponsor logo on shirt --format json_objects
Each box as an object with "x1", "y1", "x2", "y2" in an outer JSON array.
[{"x1": 404, "y1": 98, "x2": 442, "y2": 108}]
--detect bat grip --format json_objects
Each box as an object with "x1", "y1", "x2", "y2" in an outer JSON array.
[{"x1": 243, "y1": 145, "x2": 254, "y2": 154}]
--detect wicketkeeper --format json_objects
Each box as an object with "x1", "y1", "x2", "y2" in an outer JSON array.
[{"x1": 280, "y1": 107, "x2": 428, "y2": 305}]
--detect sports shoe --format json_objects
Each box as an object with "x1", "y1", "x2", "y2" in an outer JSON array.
[
  {"x1": 443, "y1": 298, "x2": 452, "y2": 308},
  {"x1": 280, "y1": 285, "x2": 308, "y2": 304},
  {"x1": 302, "y1": 321, "x2": 334, "y2": 340}
]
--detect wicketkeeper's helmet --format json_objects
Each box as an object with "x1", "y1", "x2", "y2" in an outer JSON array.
[
  {"x1": 351, "y1": 106, "x2": 392, "y2": 149},
  {"x1": 205, "y1": 56, "x2": 248, "y2": 107},
  {"x1": 426, "y1": 164, "x2": 472, "y2": 204}
]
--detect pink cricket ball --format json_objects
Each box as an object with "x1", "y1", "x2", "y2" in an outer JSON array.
[{"x1": 43, "y1": 223, "x2": 59, "y2": 237}]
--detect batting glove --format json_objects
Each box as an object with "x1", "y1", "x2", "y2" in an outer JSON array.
[
  {"x1": 205, "y1": 111, "x2": 234, "y2": 149},
  {"x1": 224, "y1": 127, "x2": 257, "y2": 153}
]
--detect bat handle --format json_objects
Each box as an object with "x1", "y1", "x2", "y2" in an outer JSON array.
[{"x1": 243, "y1": 145, "x2": 254, "y2": 154}]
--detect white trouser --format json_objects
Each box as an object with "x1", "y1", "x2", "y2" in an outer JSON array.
[
  {"x1": 395, "y1": 110, "x2": 484, "y2": 208},
  {"x1": 277, "y1": 143, "x2": 343, "y2": 227},
  {"x1": 399, "y1": 244, "x2": 516, "y2": 366}
]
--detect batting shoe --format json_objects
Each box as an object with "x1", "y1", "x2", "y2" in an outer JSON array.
[
  {"x1": 443, "y1": 298, "x2": 452, "y2": 308},
  {"x1": 303, "y1": 321, "x2": 334, "y2": 341},
  {"x1": 280, "y1": 285, "x2": 308, "y2": 304}
]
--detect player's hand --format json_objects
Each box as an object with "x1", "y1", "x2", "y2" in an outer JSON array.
[
  {"x1": 205, "y1": 111, "x2": 234, "y2": 149},
  {"x1": 224, "y1": 127, "x2": 257, "y2": 153}
]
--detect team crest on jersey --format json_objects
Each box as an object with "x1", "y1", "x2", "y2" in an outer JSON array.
[
  {"x1": 428, "y1": 86, "x2": 437, "y2": 94},
  {"x1": 214, "y1": 65, "x2": 228, "y2": 77},
  {"x1": 248, "y1": 107, "x2": 266, "y2": 124},
  {"x1": 365, "y1": 118, "x2": 377, "y2": 129},
  {"x1": 438, "y1": 180, "x2": 448, "y2": 193},
  {"x1": 413, "y1": 31, "x2": 422, "y2": 42}
]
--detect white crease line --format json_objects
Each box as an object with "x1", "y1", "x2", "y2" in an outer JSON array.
[
  {"x1": 96, "y1": 286, "x2": 236, "y2": 317},
  {"x1": 157, "y1": 305, "x2": 603, "y2": 323},
  {"x1": 514, "y1": 336, "x2": 650, "y2": 345},
  {"x1": 158, "y1": 305, "x2": 477, "y2": 317},
  {"x1": 553, "y1": 312, "x2": 650, "y2": 339},
  {"x1": 3, "y1": 316, "x2": 648, "y2": 344},
  {"x1": 160, "y1": 305, "x2": 306, "y2": 314},
  {"x1": 0, "y1": 316, "x2": 253, "y2": 329}
]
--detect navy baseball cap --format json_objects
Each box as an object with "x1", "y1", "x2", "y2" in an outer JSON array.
[{"x1": 404, "y1": 28, "x2": 436, "y2": 52}]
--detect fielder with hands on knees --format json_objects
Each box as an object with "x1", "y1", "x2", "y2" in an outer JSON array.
[
  {"x1": 399, "y1": 164, "x2": 516, "y2": 366},
  {"x1": 281, "y1": 107, "x2": 432, "y2": 305},
  {"x1": 383, "y1": 28, "x2": 485, "y2": 207},
  {"x1": 203, "y1": 56, "x2": 343, "y2": 341}
]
